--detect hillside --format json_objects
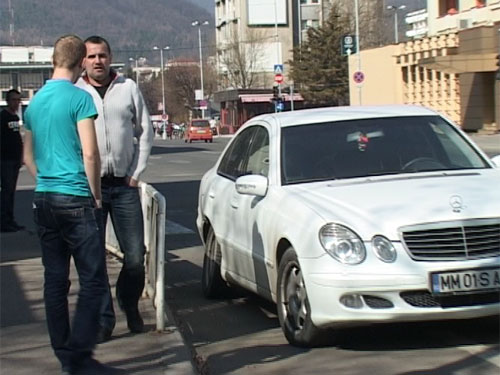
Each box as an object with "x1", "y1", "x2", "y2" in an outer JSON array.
[{"x1": 1, "y1": 0, "x2": 215, "y2": 61}]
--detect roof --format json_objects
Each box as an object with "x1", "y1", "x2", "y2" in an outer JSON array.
[{"x1": 248, "y1": 105, "x2": 439, "y2": 127}]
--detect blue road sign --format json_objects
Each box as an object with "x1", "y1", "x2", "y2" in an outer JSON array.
[{"x1": 274, "y1": 64, "x2": 284, "y2": 75}]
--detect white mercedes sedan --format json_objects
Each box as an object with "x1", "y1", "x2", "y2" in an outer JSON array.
[{"x1": 196, "y1": 105, "x2": 500, "y2": 347}]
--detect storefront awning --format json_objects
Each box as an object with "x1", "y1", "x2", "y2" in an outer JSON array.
[{"x1": 239, "y1": 93, "x2": 304, "y2": 103}]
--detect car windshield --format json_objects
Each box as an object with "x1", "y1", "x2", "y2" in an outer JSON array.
[
  {"x1": 281, "y1": 115, "x2": 489, "y2": 185},
  {"x1": 192, "y1": 120, "x2": 210, "y2": 127}
]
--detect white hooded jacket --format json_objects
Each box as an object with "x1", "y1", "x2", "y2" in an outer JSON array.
[{"x1": 76, "y1": 73, "x2": 153, "y2": 180}]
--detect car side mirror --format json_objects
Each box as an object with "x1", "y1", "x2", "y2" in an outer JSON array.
[
  {"x1": 235, "y1": 174, "x2": 268, "y2": 197},
  {"x1": 490, "y1": 155, "x2": 500, "y2": 168}
]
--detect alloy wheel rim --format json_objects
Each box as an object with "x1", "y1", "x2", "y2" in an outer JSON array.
[{"x1": 283, "y1": 262, "x2": 307, "y2": 331}]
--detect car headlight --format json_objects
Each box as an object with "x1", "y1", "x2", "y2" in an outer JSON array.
[
  {"x1": 319, "y1": 224, "x2": 366, "y2": 265},
  {"x1": 372, "y1": 235, "x2": 397, "y2": 263}
]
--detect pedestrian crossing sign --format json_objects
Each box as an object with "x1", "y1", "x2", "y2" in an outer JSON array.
[{"x1": 274, "y1": 64, "x2": 284, "y2": 75}]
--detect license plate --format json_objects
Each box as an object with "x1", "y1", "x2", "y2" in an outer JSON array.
[
  {"x1": 431, "y1": 267, "x2": 500, "y2": 295},
  {"x1": 197, "y1": 130, "x2": 206, "y2": 134}
]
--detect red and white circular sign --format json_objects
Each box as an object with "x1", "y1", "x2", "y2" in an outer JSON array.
[
  {"x1": 353, "y1": 71, "x2": 365, "y2": 84},
  {"x1": 274, "y1": 73, "x2": 284, "y2": 84}
]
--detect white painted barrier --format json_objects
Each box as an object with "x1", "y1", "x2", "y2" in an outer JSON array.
[{"x1": 105, "y1": 182, "x2": 166, "y2": 331}]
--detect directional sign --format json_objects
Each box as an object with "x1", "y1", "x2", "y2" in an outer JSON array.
[
  {"x1": 274, "y1": 73, "x2": 284, "y2": 84},
  {"x1": 274, "y1": 64, "x2": 284, "y2": 74},
  {"x1": 353, "y1": 71, "x2": 365, "y2": 84},
  {"x1": 341, "y1": 34, "x2": 357, "y2": 56}
]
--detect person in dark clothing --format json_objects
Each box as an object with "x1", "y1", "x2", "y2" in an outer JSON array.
[{"x1": 1, "y1": 89, "x2": 24, "y2": 232}]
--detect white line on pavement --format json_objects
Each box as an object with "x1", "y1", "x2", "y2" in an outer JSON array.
[{"x1": 166, "y1": 220, "x2": 195, "y2": 235}]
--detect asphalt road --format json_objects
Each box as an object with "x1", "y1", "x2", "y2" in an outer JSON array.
[{"x1": 139, "y1": 135, "x2": 499, "y2": 375}]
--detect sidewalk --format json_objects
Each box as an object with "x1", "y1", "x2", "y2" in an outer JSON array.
[{"x1": 0, "y1": 190, "x2": 197, "y2": 375}]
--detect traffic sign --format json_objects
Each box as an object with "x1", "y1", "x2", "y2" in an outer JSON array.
[
  {"x1": 161, "y1": 113, "x2": 168, "y2": 120},
  {"x1": 353, "y1": 71, "x2": 365, "y2": 84},
  {"x1": 274, "y1": 73, "x2": 284, "y2": 84},
  {"x1": 274, "y1": 64, "x2": 284, "y2": 74},
  {"x1": 341, "y1": 34, "x2": 357, "y2": 56}
]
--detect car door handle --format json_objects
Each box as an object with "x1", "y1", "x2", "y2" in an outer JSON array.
[
  {"x1": 208, "y1": 190, "x2": 216, "y2": 199},
  {"x1": 230, "y1": 199, "x2": 239, "y2": 209}
]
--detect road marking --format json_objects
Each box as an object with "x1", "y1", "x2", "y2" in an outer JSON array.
[
  {"x1": 166, "y1": 220, "x2": 195, "y2": 235},
  {"x1": 168, "y1": 160, "x2": 191, "y2": 164},
  {"x1": 460, "y1": 345, "x2": 500, "y2": 368}
]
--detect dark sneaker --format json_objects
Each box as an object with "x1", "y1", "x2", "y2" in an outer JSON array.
[
  {"x1": 96, "y1": 325, "x2": 113, "y2": 343},
  {"x1": 11, "y1": 222, "x2": 25, "y2": 230},
  {"x1": 74, "y1": 358, "x2": 126, "y2": 375},
  {"x1": 124, "y1": 306, "x2": 144, "y2": 333},
  {"x1": 1, "y1": 223, "x2": 20, "y2": 232}
]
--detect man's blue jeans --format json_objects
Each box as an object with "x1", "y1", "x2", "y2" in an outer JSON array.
[
  {"x1": 100, "y1": 180, "x2": 145, "y2": 330},
  {"x1": 33, "y1": 193, "x2": 108, "y2": 371}
]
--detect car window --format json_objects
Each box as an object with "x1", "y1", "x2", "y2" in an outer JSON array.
[
  {"x1": 281, "y1": 115, "x2": 489, "y2": 185},
  {"x1": 218, "y1": 127, "x2": 257, "y2": 180},
  {"x1": 246, "y1": 126, "x2": 270, "y2": 177},
  {"x1": 191, "y1": 120, "x2": 210, "y2": 127}
]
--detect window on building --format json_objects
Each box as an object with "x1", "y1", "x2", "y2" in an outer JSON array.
[
  {"x1": 475, "y1": 0, "x2": 485, "y2": 7},
  {"x1": 0, "y1": 73, "x2": 13, "y2": 89},
  {"x1": 20, "y1": 72, "x2": 43, "y2": 89},
  {"x1": 439, "y1": 0, "x2": 458, "y2": 16}
]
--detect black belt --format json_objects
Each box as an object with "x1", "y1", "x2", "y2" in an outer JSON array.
[{"x1": 101, "y1": 175, "x2": 126, "y2": 186}]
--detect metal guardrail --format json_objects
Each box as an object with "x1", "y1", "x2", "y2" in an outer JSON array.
[{"x1": 105, "y1": 182, "x2": 166, "y2": 331}]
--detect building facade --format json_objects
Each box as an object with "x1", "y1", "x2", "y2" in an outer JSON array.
[{"x1": 350, "y1": 0, "x2": 500, "y2": 133}]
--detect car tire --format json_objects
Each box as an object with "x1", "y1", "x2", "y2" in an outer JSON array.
[
  {"x1": 202, "y1": 227, "x2": 228, "y2": 298},
  {"x1": 209, "y1": 139, "x2": 213, "y2": 143},
  {"x1": 189, "y1": 139, "x2": 193, "y2": 143},
  {"x1": 277, "y1": 247, "x2": 325, "y2": 347}
]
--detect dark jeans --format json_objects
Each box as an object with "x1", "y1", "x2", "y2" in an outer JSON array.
[
  {"x1": 100, "y1": 178, "x2": 145, "y2": 330},
  {"x1": 33, "y1": 192, "x2": 108, "y2": 371},
  {"x1": 1, "y1": 160, "x2": 21, "y2": 226}
]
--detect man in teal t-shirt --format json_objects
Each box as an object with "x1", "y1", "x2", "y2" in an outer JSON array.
[
  {"x1": 23, "y1": 35, "x2": 123, "y2": 375},
  {"x1": 24, "y1": 79, "x2": 97, "y2": 196}
]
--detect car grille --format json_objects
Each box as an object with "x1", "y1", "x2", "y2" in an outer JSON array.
[
  {"x1": 401, "y1": 219, "x2": 500, "y2": 261},
  {"x1": 401, "y1": 290, "x2": 500, "y2": 308}
]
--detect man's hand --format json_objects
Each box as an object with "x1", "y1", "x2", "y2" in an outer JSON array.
[{"x1": 126, "y1": 176, "x2": 139, "y2": 187}]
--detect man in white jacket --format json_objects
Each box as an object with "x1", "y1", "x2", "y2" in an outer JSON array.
[{"x1": 77, "y1": 35, "x2": 153, "y2": 342}]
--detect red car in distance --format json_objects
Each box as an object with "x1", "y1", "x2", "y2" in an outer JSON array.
[{"x1": 185, "y1": 119, "x2": 213, "y2": 143}]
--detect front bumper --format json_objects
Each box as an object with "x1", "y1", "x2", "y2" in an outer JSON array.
[{"x1": 300, "y1": 252, "x2": 500, "y2": 328}]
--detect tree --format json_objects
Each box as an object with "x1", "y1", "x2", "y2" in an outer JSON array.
[
  {"x1": 218, "y1": 29, "x2": 267, "y2": 89},
  {"x1": 289, "y1": 5, "x2": 350, "y2": 107}
]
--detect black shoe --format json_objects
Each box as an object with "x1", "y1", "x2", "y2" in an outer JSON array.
[
  {"x1": 96, "y1": 326, "x2": 113, "y2": 343},
  {"x1": 74, "y1": 358, "x2": 125, "y2": 375},
  {"x1": 11, "y1": 222, "x2": 25, "y2": 231},
  {"x1": 1, "y1": 223, "x2": 20, "y2": 232},
  {"x1": 124, "y1": 306, "x2": 144, "y2": 333}
]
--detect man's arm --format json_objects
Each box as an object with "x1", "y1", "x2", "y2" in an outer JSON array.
[
  {"x1": 77, "y1": 118, "x2": 102, "y2": 207},
  {"x1": 23, "y1": 130, "x2": 37, "y2": 178},
  {"x1": 127, "y1": 85, "x2": 153, "y2": 186}
]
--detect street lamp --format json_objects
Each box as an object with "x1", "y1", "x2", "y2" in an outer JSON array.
[
  {"x1": 387, "y1": 5, "x2": 406, "y2": 44},
  {"x1": 128, "y1": 57, "x2": 144, "y2": 88},
  {"x1": 192, "y1": 20, "x2": 209, "y2": 119},
  {"x1": 153, "y1": 45, "x2": 170, "y2": 120}
]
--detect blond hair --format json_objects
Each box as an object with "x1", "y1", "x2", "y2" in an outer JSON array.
[{"x1": 52, "y1": 35, "x2": 86, "y2": 70}]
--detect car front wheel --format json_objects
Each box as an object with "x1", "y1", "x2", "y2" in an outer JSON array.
[
  {"x1": 202, "y1": 227, "x2": 227, "y2": 298},
  {"x1": 277, "y1": 247, "x2": 324, "y2": 347}
]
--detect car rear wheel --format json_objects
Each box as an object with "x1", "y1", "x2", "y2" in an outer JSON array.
[
  {"x1": 202, "y1": 227, "x2": 227, "y2": 298},
  {"x1": 277, "y1": 247, "x2": 324, "y2": 347}
]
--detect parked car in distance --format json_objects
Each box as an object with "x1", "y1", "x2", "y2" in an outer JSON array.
[
  {"x1": 185, "y1": 119, "x2": 213, "y2": 143},
  {"x1": 196, "y1": 105, "x2": 500, "y2": 347}
]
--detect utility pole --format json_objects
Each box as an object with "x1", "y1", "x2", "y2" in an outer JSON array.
[{"x1": 354, "y1": 0, "x2": 362, "y2": 105}]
